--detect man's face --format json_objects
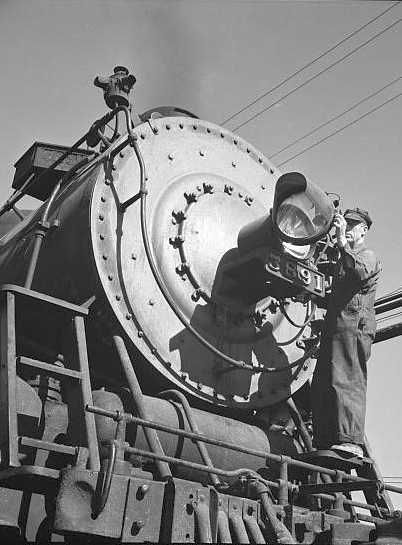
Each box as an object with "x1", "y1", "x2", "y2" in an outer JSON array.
[{"x1": 345, "y1": 219, "x2": 368, "y2": 244}]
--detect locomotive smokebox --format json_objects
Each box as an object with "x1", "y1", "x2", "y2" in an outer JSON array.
[{"x1": 1, "y1": 116, "x2": 324, "y2": 412}]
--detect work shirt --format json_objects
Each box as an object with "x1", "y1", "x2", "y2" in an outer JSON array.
[{"x1": 311, "y1": 243, "x2": 381, "y2": 448}]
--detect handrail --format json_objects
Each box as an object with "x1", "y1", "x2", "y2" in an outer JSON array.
[{"x1": 85, "y1": 403, "x2": 402, "y2": 500}]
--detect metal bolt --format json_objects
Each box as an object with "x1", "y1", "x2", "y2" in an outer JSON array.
[
  {"x1": 168, "y1": 153, "x2": 174, "y2": 161},
  {"x1": 233, "y1": 139, "x2": 238, "y2": 145},
  {"x1": 224, "y1": 184, "x2": 234, "y2": 195},
  {"x1": 238, "y1": 192, "x2": 243, "y2": 198},
  {"x1": 270, "y1": 168, "x2": 274, "y2": 174},
  {"x1": 179, "y1": 123, "x2": 184, "y2": 129},
  {"x1": 246, "y1": 147, "x2": 251, "y2": 153},
  {"x1": 243, "y1": 394, "x2": 249, "y2": 400},
  {"x1": 258, "y1": 157, "x2": 263, "y2": 163},
  {"x1": 140, "y1": 133, "x2": 146, "y2": 139},
  {"x1": 203, "y1": 182, "x2": 214, "y2": 194},
  {"x1": 131, "y1": 520, "x2": 145, "y2": 533},
  {"x1": 176, "y1": 263, "x2": 188, "y2": 276},
  {"x1": 108, "y1": 274, "x2": 113, "y2": 281},
  {"x1": 131, "y1": 253, "x2": 137, "y2": 260},
  {"x1": 99, "y1": 214, "x2": 104, "y2": 221},
  {"x1": 139, "y1": 484, "x2": 149, "y2": 497},
  {"x1": 232, "y1": 161, "x2": 237, "y2": 168},
  {"x1": 220, "y1": 132, "x2": 225, "y2": 138},
  {"x1": 191, "y1": 290, "x2": 201, "y2": 302},
  {"x1": 153, "y1": 127, "x2": 159, "y2": 134},
  {"x1": 104, "y1": 180, "x2": 110, "y2": 185},
  {"x1": 166, "y1": 124, "x2": 171, "y2": 130},
  {"x1": 172, "y1": 210, "x2": 187, "y2": 223},
  {"x1": 138, "y1": 330, "x2": 144, "y2": 338},
  {"x1": 126, "y1": 314, "x2": 132, "y2": 320},
  {"x1": 151, "y1": 347, "x2": 157, "y2": 355},
  {"x1": 119, "y1": 151, "x2": 125, "y2": 158},
  {"x1": 303, "y1": 364, "x2": 309, "y2": 371},
  {"x1": 197, "y1": 382, "x2": 202, "y2": 390},
  {"x1": 101, "y1": 196, "x2": 106, "y2": 202},
  {"x1": 116, "y1": 295, "x2": 121, "y2": 301},
  {"x1": 99, "y1": 234, "x2": 105, "y2": 240},
  {"x1": 261, "y1": 185, "x2": 266, "y2": 190},
  {"x1": 184, "y1": 192, "x2": 198, "y2": 204},
  {"x1": 148, "y1": 299, "x2": 155, "y2": 306},
  {"x1": 112, "y1": 164, "x2": 117, "y2": 171},
  {"x1": 193, "y1": 124, "x2": 197, "y2": 130},
  {"x1": 169, "y1": 235, "x2": 184, "y2": 248},
  {"x1": 102, "y1": 254, "x2": 108, "y2": 260},
  {"x1": 206, "y1": 127, "x2": 211, "y2": 133},
  {"x1": 181, "y1": 373, "x2": 187, "y2": 380},
  {"x1": 199, "y1": 150, "x2": 205, "y2": 157}
]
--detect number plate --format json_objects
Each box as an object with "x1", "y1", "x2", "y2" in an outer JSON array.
[{"x1": 265, "y1": 248, "x2": 325, "y2": 297}]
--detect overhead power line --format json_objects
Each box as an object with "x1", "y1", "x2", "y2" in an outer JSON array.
[
  {"x1": 221, "y1": 1, "x2": 401, "y2": 126},
  {"x1": 276, "y1": 90, "x2": 402, "y2": 167},
  {"x1": 269, "y1": 75, "x2": 402, "y2": 159},
  {"x1": 232, "y1": 15, "x2": 402, "y2": 133}
]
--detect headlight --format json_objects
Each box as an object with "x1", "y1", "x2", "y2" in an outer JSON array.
[{"x1": 272, "y1": 172, "x2": 334, "y2": 245}]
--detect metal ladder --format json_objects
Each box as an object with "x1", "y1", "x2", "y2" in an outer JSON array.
[{"x1": 0, "y1": 283, "x2": 100, "y2": 474}]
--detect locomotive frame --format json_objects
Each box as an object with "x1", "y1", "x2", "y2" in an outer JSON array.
[{"x1": 0, "y1": 66, "x2": 400, "y2": 544}]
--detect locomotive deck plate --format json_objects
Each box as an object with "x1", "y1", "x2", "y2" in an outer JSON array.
[{"x1": 265, "y1": 248, "x2": 325, "y2": 297}]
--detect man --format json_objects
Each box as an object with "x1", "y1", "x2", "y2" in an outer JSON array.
[{"x1": 311, "y1": 208, "x2": 381, "y2": 457}]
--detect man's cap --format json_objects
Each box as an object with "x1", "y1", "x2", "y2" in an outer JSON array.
[{"x1": 343, "y1": 207, "x2": 372, "y2": 229}]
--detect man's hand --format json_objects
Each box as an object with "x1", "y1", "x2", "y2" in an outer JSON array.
[{"x1": 333, "y1": 213, "x2": 347, "y2": 248}]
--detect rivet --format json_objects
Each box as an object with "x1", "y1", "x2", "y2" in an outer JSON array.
[
  {"x1": 99, "y1": 234, "x2": 105, "y2": 240},
  {"x1": 199, "y1": 150, "x2": 205, "y2": 156},
  {"x1": 232, "y1": 161, "x2": 236, "y2": 168},
  {"x1": 238, "y1": 192, "x2": 243, "y2": 198},
  {"x1": 234, "y1": 139, "x2": 238, "y2": 145},
  {"x1": 258, "y1": 157, "x2": 263, "y2": 163},
  {"x1": 303, "y1": 364, "x2": 309, "y2": 370},
  {"x1": 193, "y1": 124, "x2": 197, "y2": 130},
  {"x1": 166, "y1": 361, "x2": 172, "y2": 367},
  {"x1": 126, "y1": 313, "x2": 132, "y2": 320},
  {"x1": 115, "y1": 295, "x2": 121, "y2": 301},
  {"x1": 168, "y1": 153, "x2": 174, "y2": 161},
  {"x1": 108, "y1": 274, "x2": 113, "y2": 281},
  {"x1": 246, "y1": 148, "x2": 251, "y2": 153},
  {"x1": 261, "y1": 185, "x2": 266, "y2": 190},
  {"x1": 138, "y1": 330, "x2": 144, "y2": 338},
  {"x1": 220, "y1": 132, "x2": 224, "y2": 138},
  {"x1": 151, "y1": 347, "x2": 157, "y2": 355},
  {"x1": 153, "y1": 127, "x2": 159, "y2": 134},
  {"x1": 270, "y1": 168, "x2": 274, "y2": 174},
  {"x1": 233, "y1": 504, "x2": 238, "y2": 510},
  {"x1": 112, "y1": 164, "x2": 117, "y2": 171},
  {"x1": 119, "y1": 151, "x2": 125, "y2": 158},
  {"x1": 243, "y1": 394, "x2": 249, "y2": 400},
  {"x1": 139, "y1": 484, "x2": 149, "y2": 497},
  {"x1": 179, "y1": 123, "x2": 184, "y2": 129},
  {"x1": 148, "y1": 299, "x2": 155, "y2": 306},
  {"x1": 197, "y1": 382, "x2": 202, "y2": 390},
  {"x1": 206, "y1": 127, "x2": 211, "y2": 133},
  {"x1": 101, "y1": 196, "x2": 106, "y2": 202},
  {"x1": 181, "y1": 373, "x2": 187, "y2": 380},
  {"x1": 166, "y1": 124, "x2": 171, "y2": 130},
  {"x1": 102, "y1": 254, "x2": 108, "y2": 260},
  {"x1": 224, "y1": 184, "x2": 234, "y2": 195},
  {"x1": 140, "y1": 133, "x2": 146, "y2": 139},
  {"x1": 99, "y1": 214, "x2": 104, "y2": 221},
  {"x1": 131, "y1": 253, "x2": 137, "y2": 260},
  {"x1": 104, "y1": 179, "x2": 110, "y2": 186}
]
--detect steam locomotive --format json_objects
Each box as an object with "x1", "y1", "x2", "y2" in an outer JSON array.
[{"x1": 0, "y1": 66, "x2": 400, "y2": 544}]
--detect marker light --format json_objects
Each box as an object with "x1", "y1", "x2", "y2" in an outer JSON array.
[{"x1": 272, "y1": 172, "x2": 334, "y2": 245}]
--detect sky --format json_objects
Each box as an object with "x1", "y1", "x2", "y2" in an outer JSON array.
[{"x1": 0, "y1": 0, "x2": 401, "y2": 509}]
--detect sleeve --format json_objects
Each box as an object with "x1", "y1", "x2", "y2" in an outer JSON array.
[{"x1": 340, "y1": 246, "x2": 381, "y2": 282}]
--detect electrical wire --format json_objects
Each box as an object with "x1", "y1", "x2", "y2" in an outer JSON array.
[
  {"x1": 277, "y1": 90, "x2": 402, "y2": 167},
  {"x1": 221, "y1": 1, "x2": 401, "y2": 126},
  {"x1": 231, "y1": 16, "x2": 402, "y2": 133},
  {"x1": 269, "y1": 75, "x2": 402, "y2": 160}
]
